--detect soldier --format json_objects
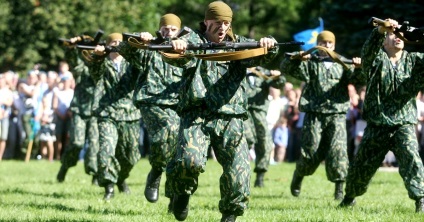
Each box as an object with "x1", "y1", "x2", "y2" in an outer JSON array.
[
  {"x1": 280, "y1": 30, "x2": 362, "y2": 200},
  {"x1": 56, "y1": 36, "x2": 100, "y2": 185},
  {"x1": 243, "y1": 66, "x2": 285, "y2": 187},
  {"x1": 339, "y1": 18, "x2": 424, "y2": 212},
  {"x1": 165, "y1": 1, "x2": 279, "y2": 221},
  {"x1": 88, "y1": 33, "x2": 142, "y2": 200},
  {"x1": 117, "y1": 13, "x2": 184, "y2": 209}
]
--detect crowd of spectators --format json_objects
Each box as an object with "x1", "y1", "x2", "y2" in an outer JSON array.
[
  {"x1": 1, "y1": 64, "x2": 423, "y2": 168},
  {"x1": 0, "y1": 63, "x2": 75, "y2": 161}
]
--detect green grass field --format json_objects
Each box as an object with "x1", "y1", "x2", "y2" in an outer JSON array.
[{"x1": 0, "y1": 158, "x2": 422, "y2": 221}]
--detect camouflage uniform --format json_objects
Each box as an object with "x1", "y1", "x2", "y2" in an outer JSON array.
[
  {"x1": 88, "y1": 55, "x2": 141, "y2": 186},
  {"x1": 117, "y1": 41, "x2": 183, "y2": 198},
  {"x1": 243, "y1": 67, "x2": 285, "y2": 186},
  {"x1": 280, "y1": 50, "x2": 361, "y2": 188},
  {"x1": 345, "y1": 28, "x2": 424, "y2": 201},
  {"x1": 165, "y1": 30, "x2": 279, "y2": 216},
  {"x1": 60, "y1": 48, "x2": 99, "y2": 176}
]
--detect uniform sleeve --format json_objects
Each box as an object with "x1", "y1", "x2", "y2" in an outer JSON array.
[
  {"x1": 361, "y1": 28, "x2": 386, "y2": 74},
  {"x1": 87, "y1": 56, "x2": 105, "y2": 83},
  {"x1": 116, "y1": 41, "x2": 146, "y2": 71},
  {"x1": 270, "y1": 75, "x2": 286, "y2": 90},
  {"x1": 279, "y1": 55, "x2": 310, "y2": 82}
]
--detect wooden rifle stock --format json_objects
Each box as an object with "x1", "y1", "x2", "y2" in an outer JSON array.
[{"x1": 140, "y1": 41, "x2": 304, "y2": 50}]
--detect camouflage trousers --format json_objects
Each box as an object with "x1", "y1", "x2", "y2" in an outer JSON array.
[
  {"x1": 295, "y1": 113, "x2": 348, "y2": 182},
  {"x1": 345, "y1": 124, "x2": 424, "y2": 200},
  {"x1": 139, "y1": 105, "x2": 179, "y2": 198},
  {"x1": 61, "y1": 114, "x2": 99, "y2": 175},
  {"x1": 97, "y1": 118, "x2": 141, "y2": 186},
  {"x1": 166, "y1": 111, "x2": 250, "y2": 216},
  {"x1": 244, "y1": 108, "x2": 273, "y2": 173}
]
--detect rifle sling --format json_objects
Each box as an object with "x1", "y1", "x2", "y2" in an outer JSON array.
[
  {"x1": 81, "y1": 50, "x2": 94, "y2": 62},
  {"x1": 290, "y1": 46, "x2": 351, "y2": 70},
  {"x1": 161, "y1": 47, "x2": 268, "y2": 61},
  {"x1": 128, "y1": 37, "x2": 269, "y2": 61}
]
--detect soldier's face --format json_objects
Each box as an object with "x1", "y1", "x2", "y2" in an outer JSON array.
[
  {"x1": 317, "y1": 40, "x2": 335, "y2": 56},
  {"x1": 204, "y1": 19, "x2": 231, "y2": 43},
  {"x1": 160, "y1": 25, "x2": 180, "y2": 38},
  {"x1": 384, "y1": 32, "x2": 404, "y2": 50},
  {"x1": 108, "y1": 39, "x2": 122, "y2": 47}
]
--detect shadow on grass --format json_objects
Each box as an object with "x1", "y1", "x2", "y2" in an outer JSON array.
[
  {"x1": 6, "y1": 200, "x2": 145, "y2": 216},
  {"x1": 0, "y1": 187, "x2": 72, "y2": 199}
]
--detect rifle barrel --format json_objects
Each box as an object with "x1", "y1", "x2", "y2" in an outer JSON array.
[{"x1": 76, "y1": 45, "x2": 118, "y2": 53}]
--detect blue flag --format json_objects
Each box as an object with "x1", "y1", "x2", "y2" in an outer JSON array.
[{"x1": 293, "y1": 18, "x2": 324, "y2": 50}]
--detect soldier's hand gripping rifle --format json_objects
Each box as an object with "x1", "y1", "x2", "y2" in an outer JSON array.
[
  {"x1": 58, "y1": 29, "x2": 104, "y2": 47},
  {"x1": 369, "y1": 17, "x2": 424, "y2": 45}
]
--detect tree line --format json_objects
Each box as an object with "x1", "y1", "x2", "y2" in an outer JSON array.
[{"x1": 1, "y1": 0, "x2": 423, "y2": 81}]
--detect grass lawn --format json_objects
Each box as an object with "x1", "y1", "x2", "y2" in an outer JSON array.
[{"x1": 0, "y1": 158, "x2": 421, "y2": 221}]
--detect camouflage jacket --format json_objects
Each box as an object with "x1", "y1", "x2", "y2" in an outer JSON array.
[
  {"x1": 117, "y1": 41, "x2": 183, "y2": 108},
  {"x1": 66, "y1": 48, "x2": 97, "y2": 117},
  {"x1": 245, "y1": 67, "x2": 286, "y2": 112},
  {"x1": 280, "y1": 51, "x2": 360, "y2": 114},
  {"x1": 164, "y1": 30, "x2": 279, "y2": 117},
  {"x1": 88, "y1": 55, "x2": 141, "y2": 121},
  {"x1": 361, "y1": 28, "x2": 424, "y2": 126}
]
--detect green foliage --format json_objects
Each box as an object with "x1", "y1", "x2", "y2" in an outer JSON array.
[
  {"x1": 0, "y1": 0, "x2": 423, "y2": 77},
  {"x1": 322, "y1": 0, "x2": 424, "y2": 58},
  {"x1": 0, "y1": 159, "x2": 423, "y2": 221}
]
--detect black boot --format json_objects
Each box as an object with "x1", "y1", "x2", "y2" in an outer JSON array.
[
  {"x1": 334, "y1": 182, "x2": 344, "y2": 200},
  {"x1": 338, "y1": 196, "x2": 356, "y2": 207},
  {"x1": 117, "y1": 180, "x2": 131, "y2": 194},
  {"x1": 173, "y1": 194, "x2": 190, "y2": 221},
  {"x1": 92, "y1": 176, "x2": 99, "y2": 186},
  {"x1": 254, "y1": 172, "x2": 265, "y2": 188},
  {"x1": 416, "y1": 198, "x2": 424, "y2": 213},
  {"x1": 56, "y1": 165, "x2": 68, "y2": 183},
  {"x1": 221, "y1": 213, "x2": 237, "y2": 222},
  {"x1": 290, "y1": 171, "x2": 303, "y2": 197},
  {"x1": 144, "y1": 169, "x2": 162, "y2": 203},
  {"x1": 103, "y1": 183, "x2": 115, "y2": 200}
]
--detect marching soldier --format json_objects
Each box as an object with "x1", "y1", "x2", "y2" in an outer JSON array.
[
  {"x1": 166, "y1": 1, "x2": 279, "y2": 221},
  {"x1": 57, "y1": 36, "x2": 99, "y2": 185},
  {"x1": 117, "y1": 13, "x2": 184, "y2": 210},
  {"x1": 88, "y1": 33, "x2": 142, "y2": 200},
  {"x1": 339, "y1": 18, "x2": 424, "y2": 213},
  {"x1": 243, "y1": 66, "x2": 285, "y2": 187},
  {"x1": 280, "y1": 30, "x2": 362, "y2": 200}
]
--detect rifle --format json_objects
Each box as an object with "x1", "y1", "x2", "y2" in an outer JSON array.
[
  {"x1": 58, "y1": 29, "x2": 104, "y2": 47},
  {"x1": 131, "y1": 41, "x2": 304, "y2": 51},
  {"x1": 123, "y1": 26, "x2": 191, "y2": 44},
  {"x1": 285, "y1": 52, "x2": 353, "y2": 64},
  {"x1": 76, "y1": 45, "x2": 118, "y2": 53},
  {"x1": 369, "y1": 17, "x2": 424, "y2": 44},
  {"x1": 285, "y1": 46, "x2": 355, "y2": 70},
  {"x1": 78, "y1": 27, "x2": 193, "y2": 53}
]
